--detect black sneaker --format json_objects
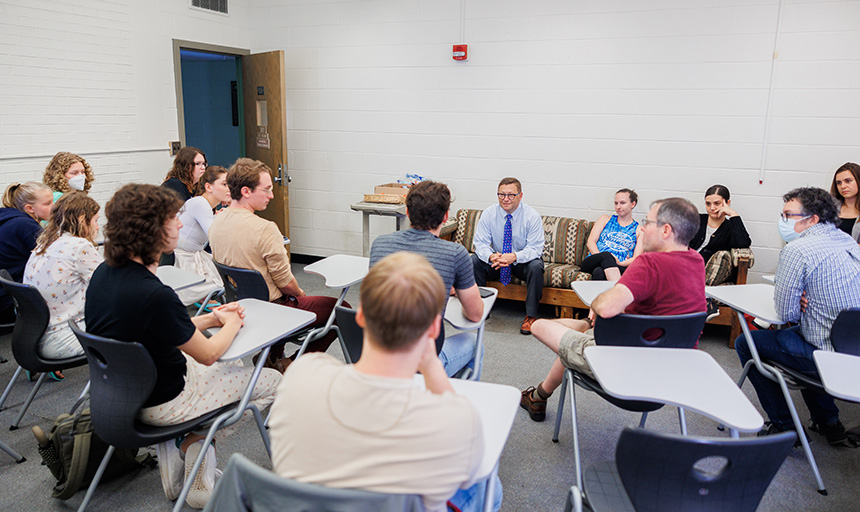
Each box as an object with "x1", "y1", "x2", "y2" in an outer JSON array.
[
  {"x1": 757, "y1": 422, "x2": 809, "y2": 448},
  {"x1": 810, "y1": 420, "x2": 859, "y2": 447}
]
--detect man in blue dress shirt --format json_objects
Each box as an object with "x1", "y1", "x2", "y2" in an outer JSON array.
[{"x1": 472, "y1": 177, "x2": 545, "y2": 334}]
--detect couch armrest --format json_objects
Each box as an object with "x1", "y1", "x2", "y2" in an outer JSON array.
[
  {"x1": 730, "y1": 248, "x2": 755, "y2": 269},
  {"x1": 439, "y1": 219, "x2": 457, "y2": 240}
]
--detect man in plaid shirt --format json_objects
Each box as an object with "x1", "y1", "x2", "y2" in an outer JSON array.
[{"x1": 736, "y1": 187, "x2": 860, "y2": 446}]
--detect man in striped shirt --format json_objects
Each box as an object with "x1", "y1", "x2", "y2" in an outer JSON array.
[{"x1": 736, "y1": 187, "x2": 860, "y2": 446}]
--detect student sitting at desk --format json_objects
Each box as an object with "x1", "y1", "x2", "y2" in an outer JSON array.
[
  {"x1": 370, "y1": 180, "x2": 484, "y2": 377},
  {"x1": 736, "y1": 187, "x2": 860, "y2": 446},
  {"x1": 42, "y1": 151, "x2": 95, "y2": 202},
  {"x1": 520, "y1": 198, "x2": 706, "y2": 422},
  {"x1": 579, "y1": 188, "x2": 643, "y2": 281},
  {"x1": 269, "y1": 252, "x2": 501, "y2": 512},
  {"x1": 209, "y1": 158, "x2": 343, "y2": 374},
  {"x1": 85, "y1": 184, "x2": 281, "y2": 509},
  {"x1": 24, "y1": 192, "x2": 102, "y2": 363}
]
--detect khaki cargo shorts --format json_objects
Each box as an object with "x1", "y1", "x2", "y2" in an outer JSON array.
[{"x1": 558, "y1": 328, "x2": 597, "y2": 379}]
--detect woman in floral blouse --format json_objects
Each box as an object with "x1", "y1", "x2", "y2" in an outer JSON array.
[{"x1": 24, "y1": 191, "x2": 102, "y2": 360}]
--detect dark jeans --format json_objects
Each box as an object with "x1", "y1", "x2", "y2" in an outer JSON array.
[
  {"x1": 579, "y1": 252, "x2": 626, "y2": 281},
  {"x1": 273, "y1": 294, "x2": 349, "y2": 358},
  {"x1": 471, "y1": 255, "x2": 544, "y2": 317},
  {"x1": 735, "y1": 326, "x2": 839, "y2": 429}
]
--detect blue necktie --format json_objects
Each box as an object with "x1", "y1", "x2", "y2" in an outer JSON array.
[{"x1": 500, "y1": 214, "x2": 512, "y2": 286}]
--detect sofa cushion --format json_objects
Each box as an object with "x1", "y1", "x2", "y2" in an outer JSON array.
[
  {"x1": 507, "y1": 263, "x2": 592, "y2": 288},
  {"x1": 453, "y1": 209, "x2": 483, "y2": 253},
  {"x1": 541, "y1": 216, "x2": 593, "y2": 266}
]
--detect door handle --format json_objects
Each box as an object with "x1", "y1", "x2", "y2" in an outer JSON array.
[{"x1": 274, "y1": 164, "x2": 285, "y2": 184}]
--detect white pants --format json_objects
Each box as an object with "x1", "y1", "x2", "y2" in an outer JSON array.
[
  {"x1": 173, "y1": 248, "x2": 224, "y2": 306},
  {"x1": 139, "y1": 354, "x2": 281, "y2": 439}
]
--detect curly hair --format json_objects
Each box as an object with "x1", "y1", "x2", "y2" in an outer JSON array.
[
  {"x1": 830, "y1": 162, "x2": 860, "y2": 210},
  {"x1": 42, "y1": 152, "x2": 94, "y2": 194},
  {"x1": 406, "y1": 181, "x2": 451, "y2": 230},
  {"x1": 783, "y1": 187, "x2": 840, "y2": 225},
  {"x1": 2, "y1": 181, "x2": 51, "y2": 211},
  {"x1": 34, "y1": 192, "x2": 100, "y2": 255},
  {"x1": 103, "y1": 184, "x2": 183, "y2": 267},
  {"x1": 164, "y1": 146, "x2": 205, "y2": 196},
  {"x1": 227, "y1": 158, "x2": 270, "y2": 200}
]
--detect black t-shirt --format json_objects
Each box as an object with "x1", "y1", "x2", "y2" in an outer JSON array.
[{"x1": 85, "y1": 261, "x2": 196, "y2": 407}]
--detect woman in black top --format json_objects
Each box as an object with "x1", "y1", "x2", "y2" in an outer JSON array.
[
  {"x1": 161, "y1": 146, "x2": 207, "y2": 201},
  {"x1": 830, "y1": 162, "x2": 860, "y2": 239},
  {"x1": 85, "y1": 184, "x2": 280, "y2": 509},
  {"x1": 689, "y1": 184, "x2": 751, "y2": 264}
]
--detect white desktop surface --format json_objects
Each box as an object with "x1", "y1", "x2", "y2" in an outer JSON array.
[
  {"x1": 762, "y1": 274, "x2": 775, "y2": 284},
  {"x1": 705, "y1": 283, "x2": 784, "y2": 325},
  {"x1": 584, "y1": 346, "x2": 764, "y2": 432},
  {"x1": 412, "y1": 375, "x2": 519, "y2": 479},
  {"x1": 304, "y1": 254, "x2": 370, "y2": 289},
  {"x1": 445, "y1": 287, "x2": 498, "y2": 330},
  {"x1": 571, "y1": 281, "x2": 613, "y2": 307},
  {"x1": 218, "y1": 299, "x2": 316, "y2": 362},
  {"x1": 350, "y1": 202, "x2": 407, "y2": 216},
  {"x1": 157, "y1": 265, "x2": 205, "y2": 292},
  {"x1": 814, "y1": 350, "x2": 860, "y2": 402}
]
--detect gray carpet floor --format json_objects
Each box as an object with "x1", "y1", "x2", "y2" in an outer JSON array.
[{"x1": 0, "y1": 262, "x2": 857, "y2": 511}]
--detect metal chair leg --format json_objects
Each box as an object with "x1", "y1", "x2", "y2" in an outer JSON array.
[
  {"x1": 0, "y1": 366, "x2": 23, "y2": 410},
  {"x1": 11, "y1": 372, "x2": 48, "y2": 430},
  {"x1": 195, "y1": 288, "x2": 225, "y2": 317},
  {"x1": 0, "y1": 438, "x2": 24, "y2": 463},
  {"x1": 569, "y1": 375, "x2": 583, "y2": 492},
  {"x1": 69, "y1": 381, "x2": 90, "y2": 414},
  {"x1": 552, "y1": 370, "x2": 569, "y2": 443},
  {"x1": 775, "y1": 372, "x2": 827, "y2": 495},
  {"x1": 678, "y1": 407, "x2": 688, "y2": 436},
  {"x1": 76, "y1": 445, "x2": 115, "y2": 511},
  {"x1": 638, "y1": 411, "x2": 649, "y2": 428}
]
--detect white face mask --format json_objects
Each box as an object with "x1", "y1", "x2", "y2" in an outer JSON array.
[
  {"x1": 68, "y1": 174, "x2": 86, "y2": 191},
  {"x1": 778, "y1": 215, "x2": 809, "y2": 243}
]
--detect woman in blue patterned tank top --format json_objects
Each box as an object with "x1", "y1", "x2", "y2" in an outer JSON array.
[{"x1": 580, "y1": 189, "x2": 644, "y2": 281}]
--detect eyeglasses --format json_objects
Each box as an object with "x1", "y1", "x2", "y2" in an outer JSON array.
[
  {"x1": 641, "y1": 218, "x2": 665, "y2": 227},
  {"x1": 194, "y1": 161, "x2": 208, "y2": 167},
  {"x1": 780, "y1": 212, "x2": 810, "y2": 222},
  {"x1": 497, "y1": 193, "x2": 520, "y2": 200}
]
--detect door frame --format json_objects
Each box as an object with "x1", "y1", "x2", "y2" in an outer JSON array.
[{"x1": 172, "y1": 39, "x2": 250, "y2": 148}]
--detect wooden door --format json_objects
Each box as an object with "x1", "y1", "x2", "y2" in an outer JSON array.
[{"x1": 242, "y1": 50, "x2": 289, "y2": 245}]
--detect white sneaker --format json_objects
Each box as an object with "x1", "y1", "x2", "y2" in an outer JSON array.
[
  {"x1": 156, "y1": 439, "x2": 184, "y2": 501},
  {"x1": 184, "y1": 441, "x2": 217, "y2": 509}
]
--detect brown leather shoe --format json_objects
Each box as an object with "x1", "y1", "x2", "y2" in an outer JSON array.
[
  {"x1": 520, "y1": 386, "x2": 546, "y2": 422},
  {"x1": 520, "y1": 316, "x2": 537, "y2": 335}
]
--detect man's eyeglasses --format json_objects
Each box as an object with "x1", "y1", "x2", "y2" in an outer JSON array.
[
  {"x1": 780, "y1": 212, "x2": 810, "y2": 222},
  {"x1": 641, "y1": 218, "x2": 665, "y2": 227},
  {"x1": 497, "y1": 193, "x2": 520, "y2": 200}
]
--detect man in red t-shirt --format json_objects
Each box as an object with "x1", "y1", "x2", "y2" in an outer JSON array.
[{"x1": 520, "y1": 197, "x2": 706, "y2": 422}]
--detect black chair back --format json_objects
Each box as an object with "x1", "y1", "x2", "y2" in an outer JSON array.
[
  {"x1": 831, "y1": 307, "x2": 860, "y2": 356},
  {"x1": 0, "y1": 269, "x2": 81, "y2": 371},
  {"x1": 612, "y1": 427, "x2": 795, "y2": 512},
  {"x1": 204, "y1": 453, "x2": 424, "y2": 512},
  {"x1": 335, "y1": 307, "x2": 363, "y2": 364},
  {"x1": 593, "y1": 311, "x2": 707, "y2": 348},
  {"x1": 70, "y1": 321, "x2": 157, "y2": 449},
  {"x1": 214, "y1": 261, "x2": 270, "y2": 302}
]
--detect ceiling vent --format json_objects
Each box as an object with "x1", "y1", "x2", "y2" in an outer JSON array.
[{"x1": 191, "y1": 0, "x2": 228, "y2": 15}]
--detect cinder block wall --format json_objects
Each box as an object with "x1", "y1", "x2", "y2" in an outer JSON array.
[
  {"x1": 250, "y1": 0, "x2": 860, "y2": 278},
  {"x1": 0, "y1": 0, "x2": 252, "y2": 207},
  {"x1": 2, "y1": 1, "x2": 858, "y2": 279}
]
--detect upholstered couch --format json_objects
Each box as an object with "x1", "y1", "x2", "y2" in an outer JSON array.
[{"x1": 441, "y1": 209, "x2": 754, "y2": 344}]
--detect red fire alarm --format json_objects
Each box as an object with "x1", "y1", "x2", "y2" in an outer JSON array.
[{"x1": 453, "y1": 44, "x2": 468, "y2": 61}]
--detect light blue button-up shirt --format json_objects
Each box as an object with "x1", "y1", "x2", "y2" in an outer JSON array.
[
  {"x1": 473, "y1": 202, "x2": 545, "y2": 265},
  {"x1": 774, "y1": 222, "x2": 860, "y2": 350}
]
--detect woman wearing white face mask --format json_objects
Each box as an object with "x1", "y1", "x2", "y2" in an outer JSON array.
[{"x1": 42, "y1": 152, "x2": 95, "y2": 202}]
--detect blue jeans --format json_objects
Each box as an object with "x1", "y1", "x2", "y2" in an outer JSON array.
[
  {"x1": 449, "y1": 474, "x2": 502, "y2": 512},
  {"x1": 440, "y1": 332, "x2": 481, "y2": 380},
  {"x1": 735, "y1": 326, "x2": 839, "y2": 429}
]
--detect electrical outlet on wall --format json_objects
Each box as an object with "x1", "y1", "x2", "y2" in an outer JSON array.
[{"x1": 170, "y1": 141, "x2": 181, "y2": 155}]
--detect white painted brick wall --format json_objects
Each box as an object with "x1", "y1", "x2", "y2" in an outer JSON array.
[
  {"x1": 249, "y1": 0, "x2": 860, "y2": 280},
  {"x1": 0, "y1": 0, "x2": 251, "y2": 211}
]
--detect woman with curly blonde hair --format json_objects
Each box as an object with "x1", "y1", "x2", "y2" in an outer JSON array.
[
  {"x1": 162, "y1": 146, "x2": 207, "y2": 201},
  {"x1": 42, "y1": 152, "x2": 95, "y2": 201},
  {"x1": 24, "y1": 192, "x2": 102, "y2": 360}
]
